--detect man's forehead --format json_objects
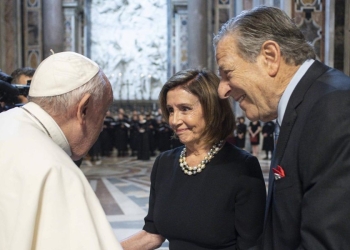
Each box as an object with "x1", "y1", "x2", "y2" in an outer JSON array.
[
  {"x1": 215, "y1": 50, "x2": 228, "y2": 67},
  {"x1": 216, "y1": 51, "x2": 234, "y2": 70},
  {"x1": 216, "y1": 37, "x2": 237, "y2": 60}
]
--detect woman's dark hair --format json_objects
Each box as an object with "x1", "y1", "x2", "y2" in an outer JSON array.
[{"x1": 159, "y1": 68, "x2": 235, "y2": 145}]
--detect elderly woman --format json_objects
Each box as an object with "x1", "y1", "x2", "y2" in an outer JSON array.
[{"x1": 121, "y1": 69, "x2": 266, "y2": 250}]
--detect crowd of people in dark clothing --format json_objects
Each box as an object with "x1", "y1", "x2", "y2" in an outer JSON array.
[
  {"x1": 87, "y1": 108, "x2": 183, "y2": 163},
  {"x1": 231, "y1": 116, "x2": 277, "y2": 160},
  {"x1": 87, "y1": 109, "x2": 277, "y2": 164}
]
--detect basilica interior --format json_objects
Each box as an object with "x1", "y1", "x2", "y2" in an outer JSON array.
[
  {"x1": 1, "y1": 0, "x2": 349, "y2": 249},
  {"x1": 1, "y1": 1, "x2": 349, "y2": 114}
]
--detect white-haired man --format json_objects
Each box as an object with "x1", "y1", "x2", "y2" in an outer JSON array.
[
  {"x1": 215, "y1": 6, "x2": 350, "y2": 250},
  {"x1": 0, "y1": 52, "x2": 122, "y2": 250}
]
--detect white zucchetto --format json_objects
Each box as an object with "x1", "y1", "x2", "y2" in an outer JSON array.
[{"x1": 29, "y1": 52, "x2": 99, "y2": 97}]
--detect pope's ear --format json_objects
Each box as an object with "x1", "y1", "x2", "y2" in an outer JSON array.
[
  {"x1": 261, "y1": 40, "x2": 280, "y2": 77},
  {"x1": 77, "y1": 93, "x2": 91, "y2": 124}
]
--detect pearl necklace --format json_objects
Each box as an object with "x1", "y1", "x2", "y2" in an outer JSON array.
[{"x1": 179, "y1": 140, "x2": 224, "y2": 176}]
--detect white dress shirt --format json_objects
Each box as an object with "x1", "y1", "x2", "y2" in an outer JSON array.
[{"x1": 277, "y1": 59, "x2": 315, "y2": 125}]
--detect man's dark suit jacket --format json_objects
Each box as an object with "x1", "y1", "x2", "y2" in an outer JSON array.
[{"x1": 263, "y1": 60, "x2": 350, "y2": 249}]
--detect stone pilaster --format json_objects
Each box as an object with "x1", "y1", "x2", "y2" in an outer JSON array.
[
  {"x1": 0, "y1": 0, "x2": 19, "y2": 73},
  {"x1": 187, "y1": 0, "x2": 208, "y2": 68},
  {"x1": 42, "y1": 0, "x2": 64, "y2": 58}
]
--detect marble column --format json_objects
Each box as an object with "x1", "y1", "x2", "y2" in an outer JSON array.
[
  {"x1": 187, "y1": 0, "x2": 208, "y2": 68},
  {"x1": 42, "y1": 0, "x2": 64, "y2": 58}
]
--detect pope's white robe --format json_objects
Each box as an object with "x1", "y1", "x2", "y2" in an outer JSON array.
[{"x1": 0, "y1": 102, "x2": 123, "y2": 250}]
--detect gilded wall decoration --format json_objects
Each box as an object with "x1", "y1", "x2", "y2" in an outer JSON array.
[{"x1": 293, "y1": 0, "x2": 324, "y2": 61}]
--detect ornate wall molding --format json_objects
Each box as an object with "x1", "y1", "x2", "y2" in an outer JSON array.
[
  {"x1": 23, "y1": 0, "x2": 42, "y2": 68},
  {"x1": 293, "y1": 0, "x2": 325, "y2": 62}
]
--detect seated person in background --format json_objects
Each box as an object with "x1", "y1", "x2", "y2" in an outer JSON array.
[
  {"x1": 121, "y1": 69, "x2": 266, "y2": 250},
  {"x1": 10, "y1": 67, "x2": 35, "y2": 103},
  {"x1": 0, "y1": 52, "x2": 122, "y2": 250}
]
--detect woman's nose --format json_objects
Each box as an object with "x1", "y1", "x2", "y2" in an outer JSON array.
[{"x1": 170, "y1": 111, "x2": 181, "y2": 126}]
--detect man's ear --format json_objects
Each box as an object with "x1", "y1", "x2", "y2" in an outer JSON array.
[
  {"x1": 260, "y1": 40, "x2": 280, "y2": 77},
  {"x1": 77, "y1": 93, "x2": 92, "y2": 124}
]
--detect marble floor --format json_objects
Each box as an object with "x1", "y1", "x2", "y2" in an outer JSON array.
[{"x1": 80, "y1": 150, "x2": 271, "y2": 249}]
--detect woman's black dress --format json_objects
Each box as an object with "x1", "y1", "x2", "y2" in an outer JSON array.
[{"x1": 143, "y1": 142, "x2": 266, "y2": 249}]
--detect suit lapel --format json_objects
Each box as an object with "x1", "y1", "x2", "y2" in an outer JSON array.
[
  {"x1": 275, "y1": 61, "x2": 330, "y2": 164},
  {"x1": 264, "y1": 61, "x2": 330, "y2": 230}
]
